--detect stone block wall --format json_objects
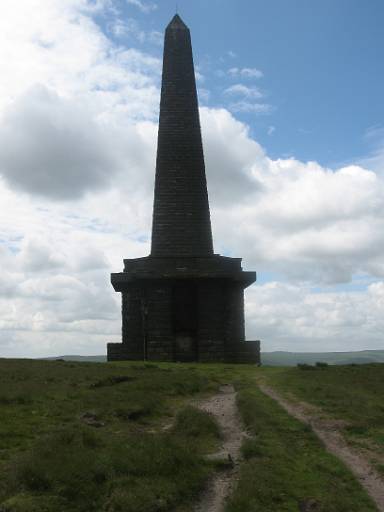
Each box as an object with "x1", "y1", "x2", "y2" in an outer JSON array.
[
  {"x1": 146, "y1": 284, "x2": 174, "y2": 360},
  {"x1": 151, "y1": 18, "x2": 213, "y2": 258},
  {"x1": 108, "y1": 256, "x2": 259, "y2": 364},
  {"x1": 197, "y1": 280, "x2": 227, "y2": 360},
  {"x1": 121, "y1": 287, "x2": 143, "y2": 355}
]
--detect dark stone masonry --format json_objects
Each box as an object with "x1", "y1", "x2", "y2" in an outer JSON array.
[{"x1": 107, "y1": 14, "x2": 260, "y2": 363}]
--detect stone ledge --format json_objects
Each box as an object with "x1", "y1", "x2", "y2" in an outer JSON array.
[{"x1": 107, "y1": 341, "x2": 260, "y2": 364}]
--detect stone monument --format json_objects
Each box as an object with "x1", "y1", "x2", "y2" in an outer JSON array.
[{"x1": 107, "y1": 14, "x2": 260, "y2": 363}]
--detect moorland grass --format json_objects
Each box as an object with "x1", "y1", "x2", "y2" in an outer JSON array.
[
  {"x1": 172, "y1": 405, "x2": 221, "y2": 451},
  {"x1": 0, "y1": 359, "x2": 380, "y2": 511},
  {"x1": 259, "y1": 364, "x2": 384, "y2": 455},
  {"x1": 0, "y1": 359, "x2": 224, "y2": 511},
  {"x1": 4, "y1": 427, "x2": 210, "y2": 512},
  {"x1": 226, "y1": 384, "x2": 377, "y2": 512}
]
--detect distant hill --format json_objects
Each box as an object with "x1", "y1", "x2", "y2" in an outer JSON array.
[
  {"x1": 261, "y1": 350, "x2": 384, "y2": 366},
  {"x1": 44, "y1": 355, "x2": 107, "y2": 363},
  {"x1": 44, "y1": 350, "x2": 384, "y2": 366}
]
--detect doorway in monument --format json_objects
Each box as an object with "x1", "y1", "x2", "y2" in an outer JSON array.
[{"x1": 172, "y1": 281, "x2": 198, "y2": 361}]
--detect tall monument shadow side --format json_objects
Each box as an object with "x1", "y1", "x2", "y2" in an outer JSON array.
[{"x1": 107, "y1": 15, "x2": 260, "y2": 363}]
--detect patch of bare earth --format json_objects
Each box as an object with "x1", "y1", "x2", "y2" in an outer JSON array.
[
  {"x1": 259, "y1": 383, "x2": 384, "y2": 512},
  {"x1": 193, "y1": 384, "x2": 247, "y2": 512}
]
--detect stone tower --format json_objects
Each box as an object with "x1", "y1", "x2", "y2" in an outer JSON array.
[{"x1": 107, "y1": 14, "x2": 260, "y2": 363}]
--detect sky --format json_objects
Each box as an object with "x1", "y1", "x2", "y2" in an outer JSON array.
[{"x1": 0, "y1": 0, "x2": 384, "y2": 358}]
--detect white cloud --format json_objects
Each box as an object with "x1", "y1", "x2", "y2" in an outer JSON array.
[
  {"x1": 228, "y1": 101, "x2": 273, "y2": 114},
  {"x1": 0, "y1": 0, "x2": 384, "y2": 357},
  {"x1": 109, "y1": 18, "x2": 163, "y2": 46},
  {"x1": 201, "y1": 108, "x2": 263, "y2": 203},
  {"x1": 364, "y1": 124, "x2": 384, "y2": 141},
  {"x1": 0, "y1": 0, "x2": 162, "y2": 200},
  {"x1": 228, "y1": 67, "x2": 264, "y2": 79},
  {"x1": 359, "y1": 125, "x2": 384, "y2": 174},
  {"x1": 109, "y1": 18, "x2": 146, "y2": 41},
  {"x1": 195, "y1": 68, "x2": 205, "y2": 83},
  {"x1": 0, "y1": 0, "x2": 161, "y2": 117},
  {"x1": 198, "y1": 89, "x2": 211, "y2": 103},
  {"x1": 0, "y1": 0, "x2": 108, "y2": 110},
  {"x1": 148, "y1": 30, "x2": 163, "y2": 46},
  {"x1": 224, "y1": 84, "x2": 263, "y2": 99},
  {"x1": 268, "y1": 125, "x2": 276, "y2": 136},
  {"x1": 0, "y1": 86, "x2": 121, "y2": 199},
  {"x1": 245, "y1": 281, "x2": 384, "y2": 352},
  {"x1": 125, "y1": 0, "x2": 157, "y2": 13},
  {"x1": 200, "y1": 107, "x2": 384, "y2": 286},
  {"x1": 209, "y1": 142, "x2": 384, "y2": 284},
  {"x1": 223, "y1": 83, "x2": 272, "y2": 116},
  {"x1": 0, "y1": 84, "x2": 160, "y2": 200}
]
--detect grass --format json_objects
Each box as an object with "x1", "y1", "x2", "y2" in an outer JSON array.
[
  {"x1": 0, "y1": 359, "x2": 228, "y2": 512},
  {"x1": 4, "y1": 427, "x2": 209, "y2": 512},
  {"x1": 226, "y1": 384, "x2": 377, "y2": 512},
  {"x1": 172, "y1": 405, "x2": 222, "y2": 452},
  {"x1": 258, "y1": 364, "x2": 384, "y2": 455},
  {"x1": 0, "y1": 359, "x2": 380, "y2": 511}
]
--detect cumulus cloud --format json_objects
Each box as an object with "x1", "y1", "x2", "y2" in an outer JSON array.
[
  {"x1": 0, "y1": 84, "x2": 160, "y2": 200},
  {"x1": 359, "y1": 126, "x2": 384, "y2": 174},
  {"x1": 0, "y1": 0, "x2": 384, "y2": 357},
  {"x1": 109, "y1": 18, "x2": 163, "y2": 45},
  {"x1": 0, "y1": 1, "x2": 162, "y2": 200},
  {"x1": 125, "y1": 0, "x2": 157, "y2": 13},
  {"x1": 109, "y1": 18, "x2": 146, "y2": 41},
  {"x1": 210, "y1": 139, "x2": 384, "y2": 284},
  {"x1": 224, "y1": 84, "x2": 263, "y2": 99},
  {"x1": 201, "y1": 108, "x2": 264, "y2": 203},
  {"x1": 0, "y1": 0, "x2": 161, "y2": 117},
  {"x1": 0, "y1": 86, "x2": 121, "y2": 199},
  {"x1": 228, "y1": 67, "x2": 264, "y2": 79},
  {"x1": 223, "y1": 75, "x2": 271, "y2": 116},
  {"x1": 245, "y1": 281, "x2": 384, "y2": 352},
  {"x1": 228, "y1": 101, "x2": 273, "y2": 114}
]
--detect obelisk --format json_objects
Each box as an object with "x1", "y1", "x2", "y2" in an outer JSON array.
[{"x1": 107, "y1": 15, "x2": 260, "y2": 364}]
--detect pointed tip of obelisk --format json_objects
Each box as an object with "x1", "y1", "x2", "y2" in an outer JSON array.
[{"x1": 167, "y1": 14, "x2": 188, "y2": 30}]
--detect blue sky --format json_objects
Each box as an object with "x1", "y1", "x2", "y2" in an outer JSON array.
[
  {"x1": 0, "y1": 0, "x2": 383, "y2": 357},
  {"x1": 106, "y1": 0, "x2": 384, "y2": 166}
]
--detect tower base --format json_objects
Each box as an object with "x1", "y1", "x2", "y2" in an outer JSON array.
[{"x1": 108, "y1": 255, "x2": 260, "y2": 365}]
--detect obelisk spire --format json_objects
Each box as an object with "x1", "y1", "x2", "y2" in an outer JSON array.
[{"x1": 151, "y1": 15, "x2": 214, "y2": 257}]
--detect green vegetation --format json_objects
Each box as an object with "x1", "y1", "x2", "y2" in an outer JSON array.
[
  {"x1": 0, "y1": 359, "x2": 379, "y2": 511},
  {"x1": 0, "y1": 359, "x2": 226, "y2": 512},
  {"x1": 173, "y1": 405, "x2": 221, "y2": 451},
  {"x1": 226, "y1": 385, "x2": 377, "y2": 512},
  {"x1": 3, "y1": 427, "x2": 209, "y2": 512},
  {"x1": 260, "y1": 364, "x2": 384, "y2": 453}
]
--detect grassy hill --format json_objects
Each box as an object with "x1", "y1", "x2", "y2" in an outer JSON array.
[
  {"x1": 261, "y1": 350, "x2": 384, "y2": 366},
  {"x1": 0, "y1": 359, "x2": 380, "y2": 511},
  {"x1": 261, "y1": 349, "x2": 384, "y2": 366},
  {"x1": 0, "y1": 359, "x2": 225, "y2": 512},
  {"x1": 259, "y1": 363, "x2": 384, "y2": 471},
  {"x1": 43, "y1": 355, "x2": 108, "y2": 362}
]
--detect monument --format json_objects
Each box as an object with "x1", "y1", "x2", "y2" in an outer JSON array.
[{"x1": 107, "y1": 14, "x2": 260, "y2": 363}]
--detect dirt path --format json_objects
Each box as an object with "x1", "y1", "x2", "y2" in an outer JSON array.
[
  {"x1": 259, "y1": 383, "x2": 384, "y2": 512},
  {"x1": 193, "y1": 384, "x2": 246, "y2": 512}
]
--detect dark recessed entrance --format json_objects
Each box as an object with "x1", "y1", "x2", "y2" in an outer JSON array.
[{"x1": 172, "y1": 281, "x2": 197, "y2": 361}]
